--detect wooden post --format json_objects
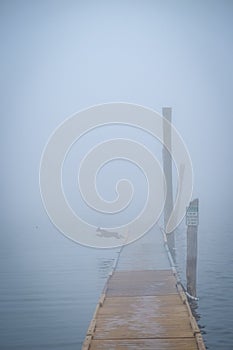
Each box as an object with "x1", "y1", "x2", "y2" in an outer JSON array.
[
  {"x1": 186, "y1": 198, "x2": 199, "y2": 297},
  {"x1": 173, "y1": 163, "x2": 185, "y2": 229},
  {"x1": 162, "y1": 107, "x2": 175, "y2": 258}
]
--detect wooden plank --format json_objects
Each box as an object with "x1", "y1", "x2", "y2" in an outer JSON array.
[
  {"x1": 82, "y1": 335, "x2": 92, "y2": 350},
  {"x1": 195, "y1": 334, "x2": 206, "y2": 350},
  {"x1": 97, "y1": 295, "x2": 189, "y2": 316},
  {"x1": 94, "y1": 319, "x2": 194, "y2": 339},
  {"x1": 107, "y1": 270, "x2": 177, "y2": 296},
  {"x1": 99, "y1": 293, "x2": 105, "y2": 307},
  {"x1": 87, "y1": 318, "x2": 96, "y2": 336},
  {"x1": 93, "y1": 293, "x2": 194, "y2": 340},
  {"x1": 89, "y1": 338, "x2": 199, "y2": 350},
  {"x1": 116, "y1": 228, "x2": 171, "y2": 271},
  {"x1": 112, "y1": 269, "x2": 173, "y2": 278}
]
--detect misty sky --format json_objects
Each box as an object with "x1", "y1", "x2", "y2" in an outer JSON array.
[{"x1": 1, "y1": 0, "x2": 233, "y2": 240}]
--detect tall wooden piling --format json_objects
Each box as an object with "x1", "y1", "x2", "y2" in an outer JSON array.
[
  {"x1": 162, "y1": 107, "x2": 175, "y2": 257},
  {"x1": 186, "y1": 198, "x2": 199, "y2": 297}
]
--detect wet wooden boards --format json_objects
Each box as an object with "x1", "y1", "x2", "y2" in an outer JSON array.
[{"x1": 83, "y1": 270, "x2": 204, "y2": 349}]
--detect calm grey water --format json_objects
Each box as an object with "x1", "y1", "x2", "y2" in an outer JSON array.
[
  {"x1": 176, "y1": 218, "x2": 233, "y2": 350},
  {"x1": 0, "y1": 217, "x2": 232, "y2": 350},
  {"x1": 0, "y1": 220, "x2": 119, "y2": 350}
]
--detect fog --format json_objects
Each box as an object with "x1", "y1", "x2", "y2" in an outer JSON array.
[
  {"x1": 1, "y1": 0, "x2": 232, "y2": 235},
  {"x1": 0, "y1": 0, "x2": 233, "y2": 347}
]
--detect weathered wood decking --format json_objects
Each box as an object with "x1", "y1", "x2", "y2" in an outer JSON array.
[{"x1": 82, "y1": 226, "x2": 206, "y2": 350}]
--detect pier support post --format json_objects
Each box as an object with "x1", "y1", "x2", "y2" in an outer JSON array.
[
  {"x1": 186, "y1": 198, "x2": 199, "y2": 297},
  {"x1": 162, "y1": 107, "x2": 175, "y2": 258}
]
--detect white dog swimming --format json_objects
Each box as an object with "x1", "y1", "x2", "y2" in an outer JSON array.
[{"x1": 96, "y1": 227, "x2": 124, "y2": 239}]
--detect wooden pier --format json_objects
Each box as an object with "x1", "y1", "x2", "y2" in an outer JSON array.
[{"x1": 82, "y1": 226, "x2": 206, "y2": 350}]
